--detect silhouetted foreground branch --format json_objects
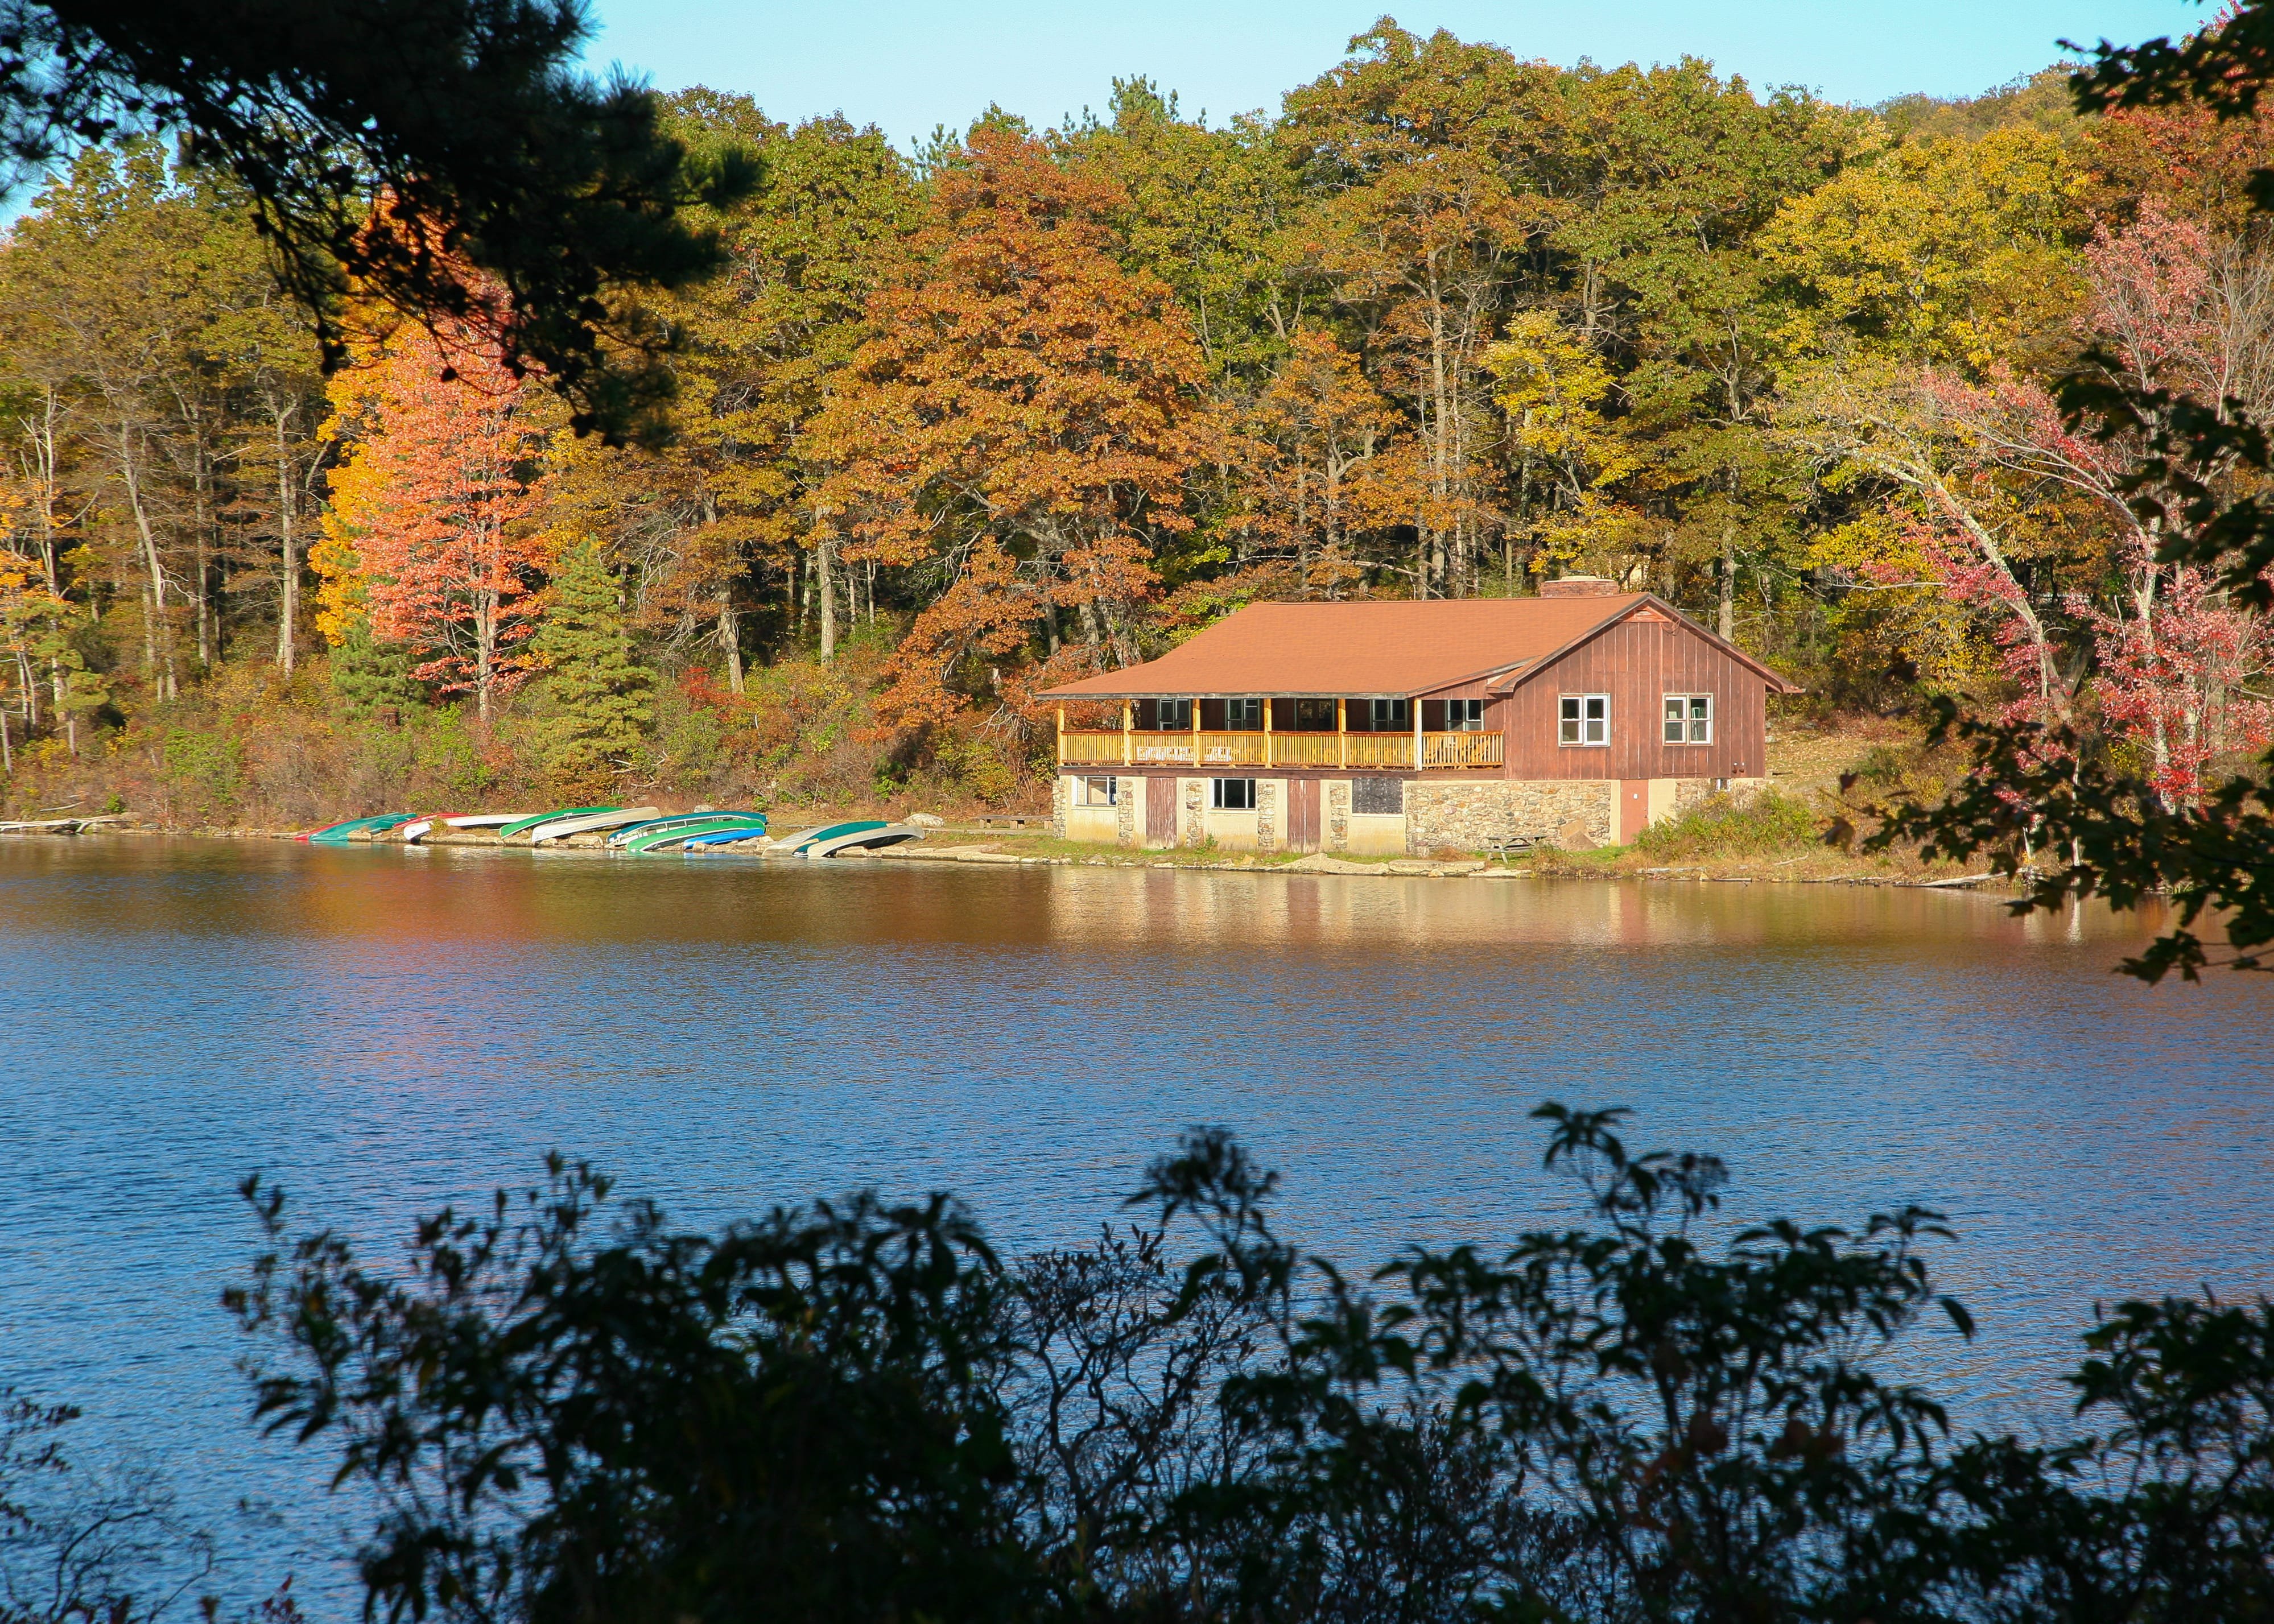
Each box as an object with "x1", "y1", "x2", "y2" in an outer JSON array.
[{"x1": 208, "y1": 1105, "x2": 2274, "y2": 1624}]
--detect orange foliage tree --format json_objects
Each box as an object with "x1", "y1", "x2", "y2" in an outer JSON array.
[
  {"x1": 811, "y1": 125, "x2": 1214, "y2": 732},
  {"x1": 319, "y1": 327, "x2": 555, "y2": 722}
]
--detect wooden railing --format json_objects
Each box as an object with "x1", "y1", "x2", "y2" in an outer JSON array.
[
  {"x1": 1059, "y1": 729, "x2": 1504, "y2": 771},
  {"x1": 1421, "y1": 730, "x2": 1504, "y2": 769},
  {"x1": 1342, "y1": 733, "x2": 1416, "y2": 769},
  {"x1": 1060, "y1": 732, "x2": 1128, "y2": 765},
  {"x1": 1268, "y1": 732, "x2": 1344, "y2": 766}
]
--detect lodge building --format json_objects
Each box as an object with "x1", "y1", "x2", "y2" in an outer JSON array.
[{"x1": 1038, "y1": 577, "x2": 1799, "y2": 855}]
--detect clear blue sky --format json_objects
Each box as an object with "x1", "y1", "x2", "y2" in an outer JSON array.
[{"x1": 584, "y1": 0, "x2": 2207, "y2": 147}]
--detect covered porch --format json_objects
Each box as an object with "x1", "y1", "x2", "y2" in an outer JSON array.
[{"x1": 1055, "y1": 696, "x2": 1503, "y2": 772}]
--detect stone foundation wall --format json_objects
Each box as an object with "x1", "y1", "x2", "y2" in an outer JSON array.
[
  {"x1": 1324, "y1": 780, "x2": 1351, "y2": 852},
  {"x1": 1051, "y1": 774, "x2": 1070, "y2": 838},
  {"x1": 1404, "y1": 779, "x2": 1616, "y2": 854},
  {"x1": 1670, "y1": 775, "x2": 1770, "y2": 818}
]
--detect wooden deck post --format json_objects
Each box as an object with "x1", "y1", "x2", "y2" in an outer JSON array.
[
  {"x1": 1336, "y1": 697, "x2": 1347, "y2": 768},
  {"x1": 1261, "y1": 693, "x2": 1272, "y2": 766},
  {"x1": 1056, "y1": 704, "x2": 1065, "y2": 768},
  {"x1": 1191, "y1": 697, "x2": 1202, "y2": 769},
  {"x1": 1121, "y1": 701, "x2": 1132, "y2": 766},
  {"x1": 1412, "y1": 698, "x2": 1422, "y2": 771}
]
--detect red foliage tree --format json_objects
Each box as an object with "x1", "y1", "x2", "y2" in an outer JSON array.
[
  {"x1": 323, "y1": 326, "x2": 555, "y2": 722},
  {"x1": 811, "y1": 125, "x2": 1212, "y2": 734}
]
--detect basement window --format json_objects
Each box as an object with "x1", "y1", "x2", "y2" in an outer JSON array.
[
  {"x1": 1074, "y1": 776, "x2": 1120, "y2": 807},
  {"x1": 1559, "y1": 695, "x2": 1609, "y2": 747},
  {"x1": 1664, "y1": 695, "x2": 1712, "y2": 745},
  {"x1": 1211, "y1": 778, "x2": 1257, "y2": 811}
]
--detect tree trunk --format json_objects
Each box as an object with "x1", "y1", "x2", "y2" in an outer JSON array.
[
  {"x1": 119, "y1": 435, "x2": 176, "y2": 700},
  {"x1": 1718, "y1": 522, "x2": 1736, "y2": 643},
  {"x1": 193, "y1": 452, "x2": 212, "y2": 670},
  {"x1": 275, "y1": 411, "x2": 298, "y2": 674},
  {"x1": 719, "y1": 590, "x2": 744, "y2": 695},
  {"x1": 818, "y1": 536, "x2": 837, "y2": 662}
]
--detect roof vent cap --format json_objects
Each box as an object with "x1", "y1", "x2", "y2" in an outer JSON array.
[{"x1": 1540, "y1": 575, "x2": 1618, "y2": 598}]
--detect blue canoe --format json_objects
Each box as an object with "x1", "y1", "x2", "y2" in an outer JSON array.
[
  {"x1": 679, "y1": 823, "x2": 775, "y2": 853},
  {"x1": 606, "y1": 811, "x2": 766, "y2": 848}
]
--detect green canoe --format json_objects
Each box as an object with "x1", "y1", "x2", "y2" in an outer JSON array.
[
  {"x1": 621, "y1": 815, "x2": 769, "y2": 854},
  {"x1": 497, "y1": 806, "x2": 618, "y2": 841}
]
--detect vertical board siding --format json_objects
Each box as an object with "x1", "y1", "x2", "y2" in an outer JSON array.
[{"x1": 1489, "y1": 618, "x2": 1770, "y2": 780}]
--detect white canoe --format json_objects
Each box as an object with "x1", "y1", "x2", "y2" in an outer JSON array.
[
  {"x1": 405, "y1": 813, "x2": 536, "y2": 843},
  {"x1": 803, "y1": 824, "x2": 925, "y2": 859},
  {"x1": 529, "y1": 805, "x2": 660, "y2": 845}
]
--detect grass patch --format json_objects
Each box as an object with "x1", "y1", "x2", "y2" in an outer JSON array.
[{"x1": 1631, "y1": 790, "x2": 1822, "y2": 863}]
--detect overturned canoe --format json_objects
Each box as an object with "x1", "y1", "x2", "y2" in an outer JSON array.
[
  {"x1": 679, "y1": 825, "x2": 776, "y2": 853},
  {"x1": 527, "y1": 806, "x2": 661, "y2": 845},
  {"x1": 307, "y1": 814, "x2": 408, "y2": 844},
  {"x1": 800, "y1": 822, "x2": 925, "y2": 859},
  {"x1": 497, "y1": 807, "x2": 618, "y2": 841},
  {"x1": 621, "y1": 815, "x2": 767, "y2": 854},
  {"x1": 605, "y1": 812, "x2": 764, "y2": 848},
  {"x1": 404, "y1": 812, "x2": 536, "y2": 842}
]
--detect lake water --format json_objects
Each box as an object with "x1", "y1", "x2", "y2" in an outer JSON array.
[{"x1": 1, "y1": 837, "x2": 2268, "y2": 1608}]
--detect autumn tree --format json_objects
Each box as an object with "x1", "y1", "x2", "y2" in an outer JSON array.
[
  {"x1": 1232, "y1": 326, "x2": 1411, "y2": 598},
  {"x1": 551, "y1": 97, "x2": 921, "y2": 688},
  {"x1": 319, "y1": 328, "x2": 554, "y2": 724},
  {"x1": 1282, "y1": 22, "x2": 1554, "y2": 597},
  {"x1": 814, "y1": 124, "x2": 1212, "y2": 730},
  {"x1": 0, "y1": 142, "x2": 299, "y2": 698},
  {"x1": 1056, "y1": 78, "x2": 1301, "y2": 390}
]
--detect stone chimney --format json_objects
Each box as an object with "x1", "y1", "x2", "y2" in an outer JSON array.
[{"x1": 1539, "y1": 575, "x2": 1618, "y2": 598}]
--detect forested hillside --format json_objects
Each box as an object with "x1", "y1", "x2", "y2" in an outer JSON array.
[{"x1": 0, "y1": 19, "x2": 2264, "y2": 826}]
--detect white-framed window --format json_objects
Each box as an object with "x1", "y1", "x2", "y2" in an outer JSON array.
[
  {"x1": 1369, "y1": 697, "x2": 1409, "y2": 729},
  {"x1": 1211, "y1": 777, "x2": 1257, "y2": 811},
  {"x1": 1559, "y1": 694, "x2": 1609, "y2": 747},
  {"x1": 1152, "y1": 698, "x2": 1191, "y2": 730},
  {"x1": 1445, "y1": 698, "x2": 1485, "y2": 732},
  {"x1": 1074, "y1": 775, "x2": 1119, "y2": 807},
  {"x1": 1663, "y1": 694, "x2": 1712, "y2": 744},
  {"x1": 1224, "y1": 696, "x2": 1262, "y2": 730}
]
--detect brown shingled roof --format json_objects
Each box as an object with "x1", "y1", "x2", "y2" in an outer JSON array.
[
  {"x1": 1040, "y1": 597, "x2": 1647, "y2": 699},
  {"x1": 1041, "y1": 596, "x2": 1802, "y2": 699}
]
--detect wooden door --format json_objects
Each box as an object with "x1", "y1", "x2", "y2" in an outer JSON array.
[
  {"x1": 1285, "y1": 778, "x2": 1320, "y2": 852},
  {"x1": 1619, "y1": 779, "x2": 1648, "y2": 845},
  {"x1": 1146, "y1": 776, "x2": 1180, "y2": 846}
]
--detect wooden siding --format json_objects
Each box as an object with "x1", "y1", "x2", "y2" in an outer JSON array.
[{"x1": 1491, "y1": 617, "x2": 1768, "y2": 780}]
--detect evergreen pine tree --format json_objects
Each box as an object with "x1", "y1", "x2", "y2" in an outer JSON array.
[
  {"x1": 330, "y1": 616, "x2": 423, "y2": 719},
  {"x1": 531, "y1": 537, "x2": 654, "y2": 791}
]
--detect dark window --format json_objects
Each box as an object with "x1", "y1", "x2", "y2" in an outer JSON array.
[
  {"x1": 1368, "y1": 697, "x2": 1409, "y2": 730},
  {"x1": 1224, "y1": 697, "x2": 1262, "y2": 730},
  {"x1": 1445, "y1": 698, "x2": 1484, "y2": 732},
  {"x1": 1211, "y1": 778, "x2": 1257, "y2": 811},
  {"x1": 1294, "y1": 697, "x2": 1335, "y2": 730},
  {"x1": 1352, "y1": 776, "x2": 1404, "y2": 815},
  {"x1": 1152, "y1": 699, "x2": 1191, "y2": 730}
]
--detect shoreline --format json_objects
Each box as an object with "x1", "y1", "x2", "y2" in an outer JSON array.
[{"x1": 0, "y1": 820, "x2": 2014, "y2": 891}]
